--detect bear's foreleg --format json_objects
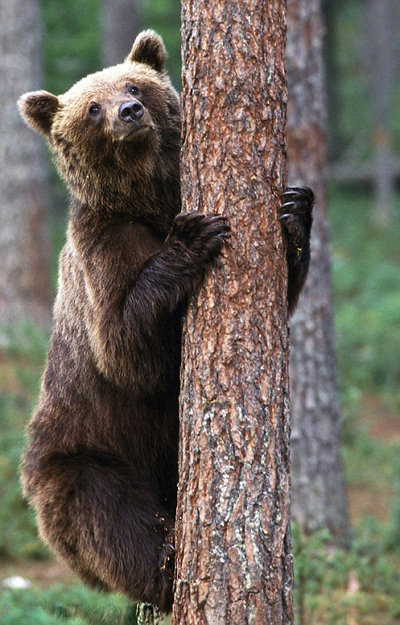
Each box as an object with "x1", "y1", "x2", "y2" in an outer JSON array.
[{"x1": 91, "y1": 212, "x2": 230, "y2": 389}]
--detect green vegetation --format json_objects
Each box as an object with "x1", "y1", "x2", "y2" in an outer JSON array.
[
  {"x1": 0, "y1": 327, "x2": 49, "y2": 561},
  {"x1": 330, "y1": 185, "x2": 400, "y2": 403},
  {"x1": 292, "y1": 415, "x2": 400, "y2": 624},
  {"x1": 42, "y1": 0, "x2": 181, "y2": 96},
  {"x1": 293, "y1": 521, "x2": 400, "y2": 625},
  {"x1": 0, "y1": 582, "x2": 132, "y2": 625},
  {"x1": 42, "y1": 0, "x2": 101, "y2": 95}
]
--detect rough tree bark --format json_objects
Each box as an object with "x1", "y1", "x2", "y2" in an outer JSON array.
[
  {"x1": 102, "y1": 0, "x2": 142, "y2": 67},
  {"x1": 0, "y1": 0, "x2": 51, "y2": 332},
  {"x1": 173, "y1": 2, "x2": 293, "y2": 624},
  {"x1": 286, "y1": 0, "x2": 350, "y2": 541}
]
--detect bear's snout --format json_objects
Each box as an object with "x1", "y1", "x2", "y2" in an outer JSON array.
[{"x1": 119, "y1": 100, "x2": 144, "y2": 124}]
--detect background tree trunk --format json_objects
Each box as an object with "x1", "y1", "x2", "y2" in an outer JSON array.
[
  {"x1": 0, "y1": 0, "x2": 51, "y2": 333},
  {"x1": 365, "y1": 0, "x2": 398, "y2": 226},
  {"x1": 287, "y1": 0, "x2": 350, "y2": 541},
  {"x1": 102, "y1": 0, "x2": 142, "y2": 66},
  {"x1": 173, "y1": 2, "x2": 293, "y2": 623}
]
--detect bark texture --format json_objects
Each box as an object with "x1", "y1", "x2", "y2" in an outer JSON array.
[
  {"x1": 0, "y1": 0, "x2": 51, "y2": 330},
  {"x1": 102, "y1": 0, "x2": 142, "y2": 66},
  {"x1": 286, "y1": 0, "x2": 350, "y2": 541},
  {"x1": 174, "y1": 2, "x2": 293, "y2": 624}
]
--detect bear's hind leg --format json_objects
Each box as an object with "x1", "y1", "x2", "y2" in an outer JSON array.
[{"x1": 32, "y1": 451, "x2": 174, "y2": 612}]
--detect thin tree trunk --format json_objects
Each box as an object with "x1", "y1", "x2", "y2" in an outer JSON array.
[
  {"x1": 365, "y1": 0, "x2": 398, "y2": 226},
  {"x1": 102, "y1": 0, "x2": 142, "y2": 67},
  {"x1": 0, "y1": 0, "x2": 51, "y2": 332},
  {"x1": 173, "y1": 2, "x2": 293, "y2": 624},
  {"x1": 287, "y1": 0, "x2": 350, "y2": 542}
]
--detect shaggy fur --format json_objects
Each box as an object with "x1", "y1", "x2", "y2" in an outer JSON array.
[{"x1": 18, "y1": 30, "x2": 313, "y2": 613}]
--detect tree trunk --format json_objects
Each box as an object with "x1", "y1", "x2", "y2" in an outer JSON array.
[
  {"x1": 173, "y1": 2, "x2": 293, "y2": 624},
  {"x1": 286, "y1": 0, "x2": 350, "y2": 542},
  {"x1": 0, "y1": 0, "x2": 51, "y2": 332},
  {"x1": 365, "y1": 0, "x2": 398, "y2": 226},
  {"x1": 102, "y1": 0, "x2": 142, "y2": 67}
]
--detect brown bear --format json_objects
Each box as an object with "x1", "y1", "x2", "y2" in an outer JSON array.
[{"x1": 18, "y1": 30, "x2": 313, "y2": 613}]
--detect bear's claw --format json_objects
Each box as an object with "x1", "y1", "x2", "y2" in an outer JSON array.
[
  {"x1": 169, "y1": 211, "x2": 231, "y2": 264},
  {"x1": 279, "y1": 186, "x2": 313, "y2": 263}
]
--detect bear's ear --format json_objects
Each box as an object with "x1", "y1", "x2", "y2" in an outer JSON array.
[
  {"x1": 18, "y1": 90, "x2": 60, "y2": 136},
  {"x1": 127, "y1": 30, "x2": 167, "y2": 73}
]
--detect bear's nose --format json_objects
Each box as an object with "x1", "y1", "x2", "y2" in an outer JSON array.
[{"x1": 119, "y1": 100, "x2": 144, "y2": 123}]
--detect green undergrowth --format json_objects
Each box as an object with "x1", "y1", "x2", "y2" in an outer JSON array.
[
  {"x1": 0, "y1": 583, "x2": 132, "y2": 625},
  {"x1": 293, "y1": 403, "x2": 400, "y2": 623},
  {"x1": 293, "y1": 521, "x2": 400, "y2": 625},
  {"x1": 0, "y1": 326, "x2": 49, "y2": 560},
  {"x1": 330, "y1": 184, "x2": 400, "y2": 405}
]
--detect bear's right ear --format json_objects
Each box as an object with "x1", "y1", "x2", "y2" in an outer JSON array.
[
  {"x1": 127, "y1": 30, "x2": 167, "y2": 72},
  {"x1": 18, "y1": 91, "x2": 60, "y2": 136}
]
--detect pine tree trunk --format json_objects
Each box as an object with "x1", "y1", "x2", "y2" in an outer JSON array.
[
  {"x1": 286, "y1": 0, "x2": 350, "y2": 542},
  {"x1": 173, "y1": 2, "x2": 293, "y2": 623},
  {"x1": 102, "y1": 0, "x2": 142, "y2": 66},
  {"x1": 0, "y1": 0, "x2": 51, "y2": 332}
]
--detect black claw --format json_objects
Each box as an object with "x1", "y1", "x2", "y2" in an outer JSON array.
[
  {"x1": 207, "y1": 215, "x2": 228, "y2": 223},
  {"x1": 289, "y1": 185, "x2": 310, "y2": 193},
  {"x1": 282, "y1": 186, "x2": 314, "y2": 201},
  {"x1": 279, "y1": 213, "x2": 293, "y2": 221},
  {"x1": 280, "y1": 201, "x2": 296, "y2": 210},
  {"x1": 281, "y1": 190, "x2": 298, "y2": 198}
]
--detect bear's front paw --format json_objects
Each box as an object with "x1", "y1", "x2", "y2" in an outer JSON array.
[
  {"x1": 169, "y1": 211, "x2": 231, "y2": 264},
  {"x1": 279, "y1": 186, "x2": 314, "y2": 257}
]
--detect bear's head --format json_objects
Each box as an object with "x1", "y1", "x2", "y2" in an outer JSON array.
[{"x1": 18, "y1": 30, "x2": 180, "y2": 209}]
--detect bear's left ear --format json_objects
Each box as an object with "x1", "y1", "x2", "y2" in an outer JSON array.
[
  {"x1": 128, "y1": 30, "x2": 167, "y2": 73},
  {"x1": 18, "y1": 90, "x2": 60, "y2": 136}
]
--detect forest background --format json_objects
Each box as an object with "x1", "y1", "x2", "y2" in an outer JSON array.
[{"x1": 0, "y1": 0, "x2": 400, "y2": 623}]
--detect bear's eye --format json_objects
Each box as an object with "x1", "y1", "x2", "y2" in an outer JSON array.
[
  {"x1": 89, "y1": 103, "x2": 101, "y2": 117},
  {"x1": 128, "y1": 85, "x2": 139, "y2": 96}
]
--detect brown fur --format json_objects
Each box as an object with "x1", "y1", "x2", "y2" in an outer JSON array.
[
  {"x1": 19, "y1": 31, "x2": 229, "y2": 612},
  {"x1": 18, "y1": 30, "x2": 312, "y2": 613}
]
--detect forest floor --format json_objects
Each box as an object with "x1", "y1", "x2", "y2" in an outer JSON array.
[{"x1": 0, "y1": 559, "x2": 76, "y2": 588}]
